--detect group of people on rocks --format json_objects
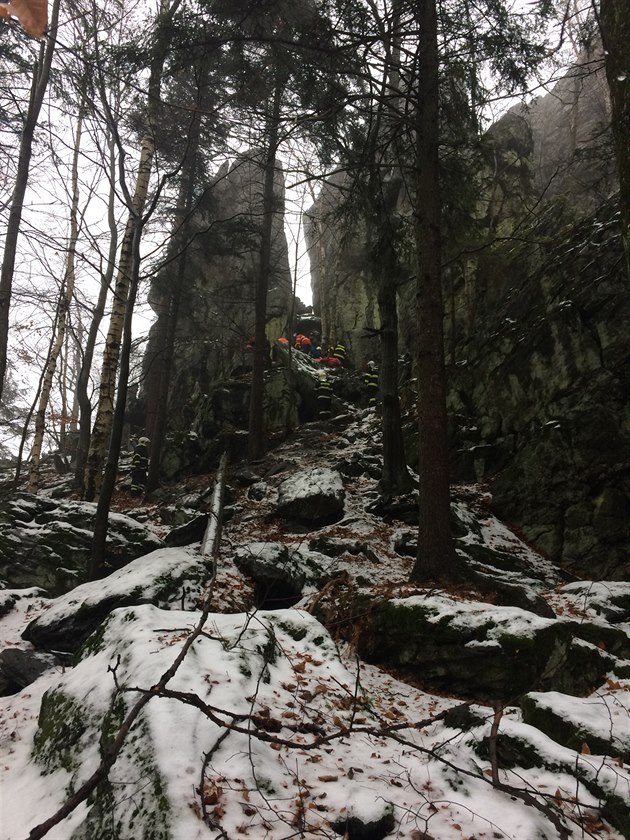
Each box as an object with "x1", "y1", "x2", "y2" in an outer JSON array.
[
  {"x1": 130, "y1": 337, "x2": 408, "y2": 496},
  {"x1": 315, "y1": 356, "x2": 380, "y2": 419},
  {"x1": 278, "y1": 330, "x2": 388, "y2": 420},
  {"x1": 313, "y1": 351, "x2": 413, "y2": 420},
  {"x1": 291, "y1": 333, "x2": 347, "y2": 368}
]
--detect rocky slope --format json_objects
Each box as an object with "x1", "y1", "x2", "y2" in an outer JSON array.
[
  {"x1": 304, "y1": 47, "x2": 629, "y2": 581},
  {"x1": 1, "y1": 408, "x2": 630, "y2": 840}
]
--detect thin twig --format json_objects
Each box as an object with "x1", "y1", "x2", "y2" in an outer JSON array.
[{"x1": 25, "y1": 453, "x2": 229, "y2": 840}]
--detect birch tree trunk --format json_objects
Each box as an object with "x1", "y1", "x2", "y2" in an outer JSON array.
[
  {"x1": 83, "y1": 0, "x2": 182, "y2": 501},
  {"x1": 27, "y1": 106, "x2": 84, "y2": 494},
  {"x1": 0, "y1": 0, "x2": 60, "y2": 401},
  {"x1": 73, "y1": 125, "x2": 118, "y2": 490},
  {"x1": 83, "y1": 136, "x2": 154, "y2": 501},
  {"x1": 89, "y1": 217, "x2": 144, "y2": 578}
]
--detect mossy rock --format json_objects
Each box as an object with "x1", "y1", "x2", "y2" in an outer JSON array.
[
  {"x1": 22, "y1": 548, "x2": 211, "y2": 653},
  {"x1": 69, "y1": 712, "x2": 172, "y2": 840},
  {"x1": 499, "y1": 709, "x2": 630, "y2": 838},
  {"x1": 565, "y1": 619, "x2": 630, "y2": 660},
  {"x1": 0, "y1": 493, "x2": 163, "y2": 594},
  {"x1": 353, "y1": 594, "x2": 617, "y2": 701},
  {"x1": 475, "y1": 731, "x2": 549, "y2": 771},
  {"x1": 520, "y1": 692, "x2": 630, "y2": 762},
  {"x1": 33, "y1": 688, "x2": 92, "y2": 774}
]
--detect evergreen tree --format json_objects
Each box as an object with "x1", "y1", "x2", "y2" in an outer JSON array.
[{"x1": 307, "y1": 0, "x2": 550, "y2": 581}]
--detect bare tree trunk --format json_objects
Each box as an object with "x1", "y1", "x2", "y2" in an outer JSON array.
[
  {"x1": 145, "y1": 259, "x2": 184, "y2": 491},
  {"x1": 13, "y1": 343, "x2": 51, "y2": 489},
  {"x1": 27, "y1": 106, "x2": 84, "y2": 494},
  {"x1": 83, "y1": 139, "x2": 155, "y2": 501},
  {"x1": 88, "y1": 0, "x2": 183, "y2": 575},
  {"x1": 74, "y1": 126, "x2": 118, "y2": 490},
  {"x1": 84, "y1": 0, "x2": 182, "y2": 501},
  {"x1": 377, "y1": 271, "x2": 412, "y2": 496},
  {"x1": 0, "y1": 0, "x2": 60, "y2": 401},
  {"x1": 89, "y1": 220, "x2": 144, "y2": 578},
  {"x1": 376, "y1": 0, "x2": 411, "y2": 498},
  {"x1": 410, "y1": 0, "x2": 461, "y2": 583},
  {"x1": 145, "y1": 75, "x2": 207, "y2": 491},
  {"x1": 248, "y1": 77, "x2": 283, "y2": 461}
]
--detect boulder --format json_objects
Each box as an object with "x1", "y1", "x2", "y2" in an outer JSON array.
[
  {"x1": 0, "y1": 647, "x2": 59, "y2": 694},
  {"x1": 276, "y1": 468, "x2": 345, "y2": 525},
  {"x1": 520, "y1": 690, "x2": 630, "y2": 763},
  {"x1": 331, "y1": 808, "x2": 395, "y2": 840},
  {"x1": 0, "y1": 493, "x2": 163, "y2": 594},
  {"x1": 233, "y1": 541, "x2": 333, "y2": 609},
  {"x1": 21, "y1": 546, "x2": 211, "y2": 653},
  {"x1": 550, "y1": 580, "x2": 630, "y2": 624},
  {"x1": 19, "y1": 606, "x2": 371, "y2": 839},
  {"x1": 354, "y1": 593, "x2": 628, "y2": 701},
  {"x1": 472, "y1": 714, "x2": 630, "y2": 839},
  {"x1": 164, "y1": 514, "x2": 209, "y2": 547}
]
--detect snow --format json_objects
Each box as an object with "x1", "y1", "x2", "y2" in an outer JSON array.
[
  {"x1": 27, "y1": 546, "x2": 209, "y2": 631},
  {"x1": 525, "y1": 690, "x2": 630, "y2": 753},
  {"x1": 3, "y1": 595, "x2": 628, "y2": 840},
  {"x1": 1, "y1": 416, "x2": 629, "y2": 839},
  {"x1": 546, "y1": 581, "x2": 630, "y2": 628},
  {"x1": 394, "y1": 593, "x2": 556, "y2": 639},
  {"x1": 277, "y1": 467, "x2": 344, "y2": 504},
  {"x1": 0, "y1": 588, "x2": 51, "y2": 648}
]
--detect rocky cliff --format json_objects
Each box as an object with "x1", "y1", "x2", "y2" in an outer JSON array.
[
  {"x1": 305, "y1": 49, "x2": 630, "y2": 579},
  {"x1": 448, "y1": 197, "x2": 630, "y2": 579},
  {"x1": 141, "y1": 151, "x2": 295, "y2": 435}
]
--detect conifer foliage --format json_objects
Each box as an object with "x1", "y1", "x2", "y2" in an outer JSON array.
[{"x1": 0, "y1": 0, "x2": 620, "y2": 586}]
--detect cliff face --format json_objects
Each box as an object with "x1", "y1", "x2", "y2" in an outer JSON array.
[
  {"x1": 305, "y1": 50, "x2": 630, "y2": 578},
  {"x1": 143, "y1": 151, "x2": 294, "y2": 434},
  {"x1": 448, "y1": 198, "x2": 630, "y2": 579},
  {"x1": 304, "y1": 173, "x2": 382, "y2": 367}
]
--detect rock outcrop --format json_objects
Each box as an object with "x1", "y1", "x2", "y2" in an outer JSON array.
[
  {"x1": 138, "y1": 150, "x2": 295, "y2": 462},
  {"x1": 5, "y1": 414, "x2": 630, "y2": 840},
  {"x1": 0, "y1": 493, "x2": 163, "y2": 594},
  {"x1": 21, "y1": 546, "x2": 210, "y2": 652},
  {"x1": 305, "y1": 48, "x2": 629, "y2": 579},
  {"x1": 448, "y1": 199, "x2": 630, "y2": 579}
]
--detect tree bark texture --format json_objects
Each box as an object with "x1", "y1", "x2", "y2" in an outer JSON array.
[
  {"x1": 248, "y1": 78, "x2": 283, "y2": 461},
  {"x1": 89, "y1": 214, "x2": 144, "y2": 578},
  {"x1": 84, "y1": 146, "x2": 153, "y2": 501},
  {"x1": 377, "y1": 270, "x2": 412, "y2": 496},
  {"x1": 145, "y1": 75, "x2": 206, "y2": 491},
  {"x1": 410, "y1": 0, "x2": 459, "y2": 582},
  {"x1": 375, "y1": 0, "x2": 411, "y2": 498},
  {"x1": 74, "y1": 128, "x2": 118, "y2": 490}
]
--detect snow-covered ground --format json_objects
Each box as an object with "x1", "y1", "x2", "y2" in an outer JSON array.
[{"x1": 1, "y1": 413, "x2": 629, "y2": 840}]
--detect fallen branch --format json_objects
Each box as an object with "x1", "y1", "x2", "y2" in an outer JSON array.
[{"x1": 25, "y1": 454, "x2": 230, "y2": 840}]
